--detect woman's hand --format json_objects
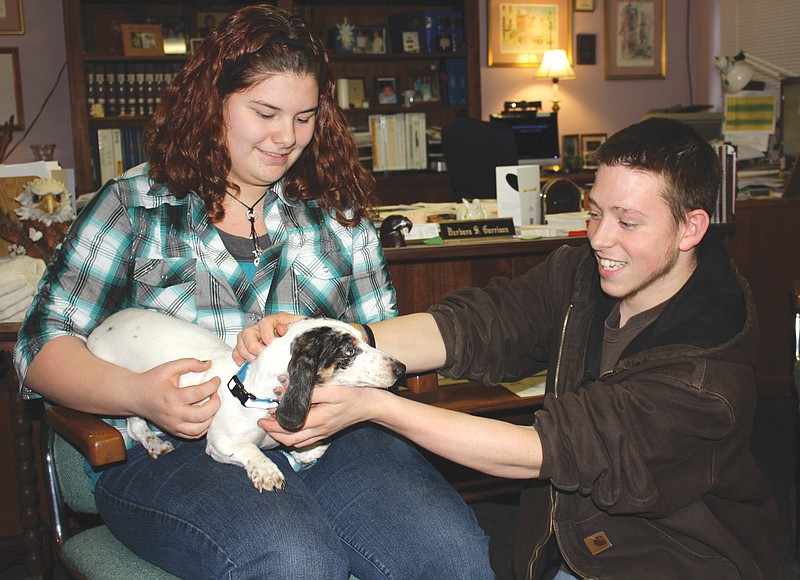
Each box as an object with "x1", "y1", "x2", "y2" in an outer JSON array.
[
  {"x1": 233, "y1": 312, "x2": 306, "y2": 365},
  {"x1": 258, "y1": 385, "x2": 390, "y2": 448},
  {"x1": 130, "y1": 358, "x2": 221, "y2": 439}
]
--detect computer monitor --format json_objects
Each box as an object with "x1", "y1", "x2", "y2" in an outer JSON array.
[
  {"x1": 780, "y1": 77, "x2": 800, "y2": 167},
  {"x1": 489, "y1": 111, "x2": 560, "y2": 168}
]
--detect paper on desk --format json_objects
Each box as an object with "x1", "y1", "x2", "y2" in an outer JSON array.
[
  {"x1": 500, "y1": 372, "x2": 547, "y2": 398},
  {"x1": 0, "y1": 161, "x2": 58, "y2": 179}
]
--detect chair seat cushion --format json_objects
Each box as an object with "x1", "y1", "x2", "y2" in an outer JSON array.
[{"x1": 63, "y1": 525, "x2": 178, "y2": 579}]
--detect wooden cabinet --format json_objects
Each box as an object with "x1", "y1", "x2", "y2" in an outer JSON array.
[{"x1": 62, "y1": 0, "x2": 481, "y2": 200}]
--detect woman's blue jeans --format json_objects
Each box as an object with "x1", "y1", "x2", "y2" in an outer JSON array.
[{"x1": 94, "y1": 424, "x2": 494, "y2": 579}]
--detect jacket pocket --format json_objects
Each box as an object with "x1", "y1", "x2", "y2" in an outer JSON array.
[{"x1": 131, "y1": 257, "x2": 198, "y2": 319}]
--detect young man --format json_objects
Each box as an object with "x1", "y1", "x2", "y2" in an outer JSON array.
[{"x1": 240, "y1": 118, "x2": 778, "y2": 579}]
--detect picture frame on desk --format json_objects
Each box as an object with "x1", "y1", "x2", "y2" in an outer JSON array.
[
  {"x1": 581, "y1": 133, "x2": 607, "y2": 169},
  {"x1": 0, "y1": 48, "x2": 24, "y2": 130},
  {"x1": 0, "y1": 0, "x2": 23, "y2": 35},
  {"x1": 487, "y1": 0, "x2": 572, "y2": 67},
  {"x1": 605, "y1": 0, "x2": 665, "y2": 79},
  {"x1": 120, "y1": 24, "x2": 165, "y2": 57}
]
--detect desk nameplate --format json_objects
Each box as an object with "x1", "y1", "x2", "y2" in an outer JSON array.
[{"x1": 438, "y1": 218, "x2": 515, "y2": 241}]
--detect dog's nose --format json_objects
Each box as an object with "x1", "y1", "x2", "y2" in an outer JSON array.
[{"x1": 393, "y1": 361, "x2": 406, "y2": 378}]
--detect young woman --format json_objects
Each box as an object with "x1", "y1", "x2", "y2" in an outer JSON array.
[{"x1": 14, "y1": 6, "x2": 492, "y2": 579}]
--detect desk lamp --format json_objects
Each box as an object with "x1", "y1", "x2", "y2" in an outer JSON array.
[
  {"x1": 535, "y1": 49, "x2": 576, "y2": 112},
  {"x1": 715, "y1": 51, "x2": 798, "y2": 93}
]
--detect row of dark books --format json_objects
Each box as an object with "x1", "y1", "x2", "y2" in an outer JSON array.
[{"x1": 85, "y1": 61, "x2": 183, "y2": 119}]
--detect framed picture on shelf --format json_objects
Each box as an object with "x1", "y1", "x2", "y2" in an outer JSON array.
[
  {"x1": 161, "y1": 18, "x2": 188, "y2": 55},
  {"x1": 190, "y1": 38, "x2": 205, "y2": 55},
  {"x1": 196, "y1": 12, "x2": 228, "y2": 38},
  {"x1": 0, "y1": 48, "x2": 24, "y2": 129},
  {"x1": 605, "y1": 0, "x2": 665, "y2": 79},
  {"x1": 410, "y1": 66, "x2": 440, "y2": 102},
  {"x1": 487, "y1": 0, "x2": 572, "y2": 67},
  {"x1": 120, "y1": 23, "x2": 165, "y2": 57},
  {"x1": 0, "y1": 0, "x2": 23, "y2": 34},
  {"x1": 402, "y1": 31, "x2": 420, "y2": 53},
  {"x1": 376, "y1": 76, "x2": 398, "y2": 105},
  {"x1": 575, "y1": 0, "x2": 595, "y2": 11},
  {"x1": 562, "y1": 134, "x2": 581, "y2": 172},
  {"x1": 581, "y1": 133, "x2": 607, "y2": 169},
  {"x1": 347, "y1": 78, "x2": 366, "y2": 108}
]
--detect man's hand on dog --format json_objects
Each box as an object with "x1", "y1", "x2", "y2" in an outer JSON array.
[
  {"x1": 234, "y1": 312, "x2": 306, "y2": 364},
  {"x1": 135, "y1": 358, "x2": 220, "y2": 439}
]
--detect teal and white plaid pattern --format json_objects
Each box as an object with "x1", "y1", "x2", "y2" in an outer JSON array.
[{"x1": 15, "y1": 163, "x2": 397, "y2": 407}]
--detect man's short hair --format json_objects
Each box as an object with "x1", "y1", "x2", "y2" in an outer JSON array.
[{"x1": 593, "y1": 118, "x2": 721, "y2": 226}]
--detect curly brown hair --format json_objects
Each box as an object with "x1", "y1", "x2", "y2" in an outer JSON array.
[{"x1": 145, "y1": 5, "x2": 376, "y2": 227}]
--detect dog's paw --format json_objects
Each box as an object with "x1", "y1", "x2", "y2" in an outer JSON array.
[
  {"x1": 247, "y1": 458, "x2": 285, "y2": 492},
  {"x1": 144, "y1": 437, "x2": 174, "y2": 459},
  {"x1": 289, "y1": 443, "x2": 329, "y2": 466}
]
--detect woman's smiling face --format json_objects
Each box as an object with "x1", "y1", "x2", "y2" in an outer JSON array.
[{"x1": 224, "y1": 72, "x2": 319, "y2": 197}]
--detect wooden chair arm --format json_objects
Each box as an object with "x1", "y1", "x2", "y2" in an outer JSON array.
[
  {"x1": 45, "y1": 406, "x2": 126, "y2": 467},
  {"x1": 403, "y1": 371, "x2": 439, "y2": 393}
]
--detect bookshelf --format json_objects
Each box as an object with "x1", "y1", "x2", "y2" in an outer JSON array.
[{"x1": 62, "y1": 0, "x2": 482, "y2": 201}]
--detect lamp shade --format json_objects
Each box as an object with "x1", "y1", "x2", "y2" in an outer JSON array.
[{"x1": 536, "y1": 49, "x2": 576, "y2": 80}]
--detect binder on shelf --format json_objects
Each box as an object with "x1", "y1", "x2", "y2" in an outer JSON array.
[
  {"x1": 97, "y1": 128, "x2": 124, "y2": 185},
  {"x1": 404, "y1": 113, "x2": 427, "y2": 170},
  {"x1": 369, "y1": 115, "x2": 389, "y2": 172},
  {"x1": 712, "y1": 142, "x2": 737, "y2": 224},
  {"x1": 384, "y1": 115, "x2": 407, "y2": 171}
]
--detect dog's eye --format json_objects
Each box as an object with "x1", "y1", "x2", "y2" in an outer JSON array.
[{"x1": 344, "y1": 345, "x2": 356, "y2": 358}]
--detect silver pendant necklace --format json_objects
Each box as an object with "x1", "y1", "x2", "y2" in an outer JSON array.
[{"x1": 226, "y1": 190, "x2": 268, "y2": 264}]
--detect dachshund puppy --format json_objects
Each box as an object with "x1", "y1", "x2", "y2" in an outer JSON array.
[{"x1": 86, "y1": 309, "x2": 405, "y2": 491}]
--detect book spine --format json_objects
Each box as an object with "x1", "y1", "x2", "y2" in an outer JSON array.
[
  {"x1": 369, "y1": 115, "x2": 387, "y2": 172},
  {"x1": 144, "y1": 63, "x2": 157, "y2": 115},
  {"x1": 121, "y1": 62, "x2": 136, "y2": 116},
  {"x1": 104, "y1": 63, "x2": 118, "y2": 116}
]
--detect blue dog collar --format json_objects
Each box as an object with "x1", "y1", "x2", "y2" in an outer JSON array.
[{"x1": 227, "y1": 361, "x2": 280, "y2": 410}]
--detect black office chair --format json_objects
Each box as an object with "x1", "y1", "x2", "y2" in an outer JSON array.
[{"x1": 441, "y1": 117, "x2": 519, "y2": 200}]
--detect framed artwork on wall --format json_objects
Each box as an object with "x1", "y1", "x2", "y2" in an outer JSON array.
[
  {"x1": 0, "y1": 0, "x2": 23, "y2": 34},
  {"x1": 605, "y1": 0, "x2": 665, "y2": 79},
  {"x1": 575, "y1": 0, "x2": 595, "y2": 11},
  {"x1": 0, "y1": 48, "x2": 24, "y2": 130},
  {"x1": 488, "y1": 0, "x2": 573, "y2": 67}
]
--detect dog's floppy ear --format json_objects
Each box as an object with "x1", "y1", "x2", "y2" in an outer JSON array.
[
  {"x1": 276, "y1": 346, "x2": 317, "y2": 431},
  {"x1": 274, "y1": 327, "x2": 336, "y2": 431}
]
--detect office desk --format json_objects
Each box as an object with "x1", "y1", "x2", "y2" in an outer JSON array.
[{"x1": 385, "y1": 235, "x2": 587, "y2": 315}]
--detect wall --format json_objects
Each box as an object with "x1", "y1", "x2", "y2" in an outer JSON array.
[
  {"x1": 0, "y1": 0, "x2": 73, "y2": 169},
  {"x1": 478, "y1": 0, "x2": 721, "y2": 139}
]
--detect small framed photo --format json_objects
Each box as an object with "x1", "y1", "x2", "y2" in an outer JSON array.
[
  {"x1": 161, "y1": 18, "x2": 188, "y2": 55},
  {"x1": 196, "y1": 12, "x2": 228, "y2": 37},
  {"x1": 402, "y1": 31, "x2": 420, "y2": 53},
  {"x1": 347, "y1": 78, "x2": 366, "y2": 108},
  {"x1": 581, "y1": 133, "x2": 607, "y2": 169},
  {"x1": 357, "y1": 26, "x2": 387, "y2": 54},
  {"x1": 376, "y1": 76, "x2": 398, "y2": 105},
  {"x1": 575, "y1": 0, "x2": 595, "y2": 11},
  {"x1": 410, "y1": 66, "x2": 440, "y2": 102},
  {"x1": 190, "y1": 38, "x2": 205, "y2": 55},
  {"x1": 562, "y1": 134, "x2": 581, "y2": 172},
  {"x1": 121, "y1": 24, "x2": 165, "y2": 57}
]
